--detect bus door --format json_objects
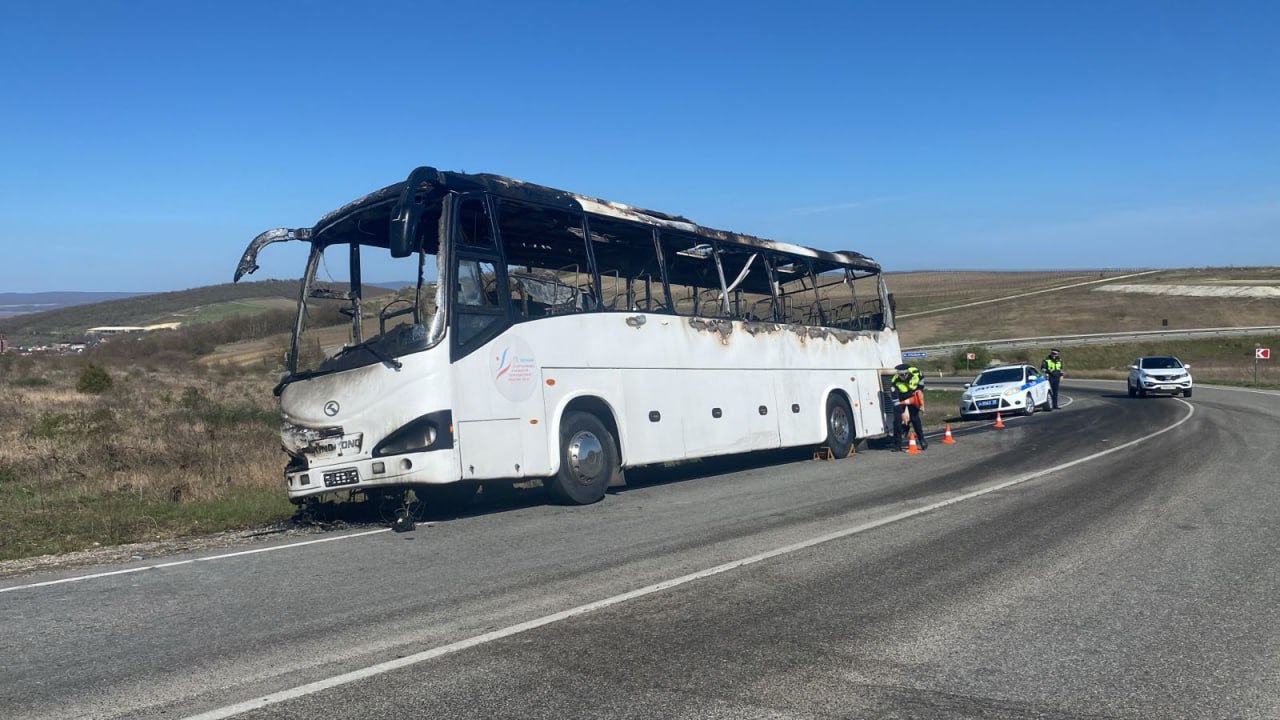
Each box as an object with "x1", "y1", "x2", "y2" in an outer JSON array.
[{"x1": 448, "y1": 194, "x2": 527, "y2": 480}]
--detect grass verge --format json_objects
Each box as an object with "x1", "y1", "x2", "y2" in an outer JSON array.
[{"x1": 0, "y1": 355, "x2": 293, "y2": 561}]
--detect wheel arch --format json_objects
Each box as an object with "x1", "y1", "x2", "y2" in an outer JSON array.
[
  {"x1": 550, "y1": 394, "x2": 624, "y2": 473},
  {"x1": 824, "y1": 387, "x2": 860, "y2": 440}
]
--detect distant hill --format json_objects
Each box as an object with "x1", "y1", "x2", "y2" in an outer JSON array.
[
  {"x1": 0, "y1": 280, "x2": 305, "y2": 346},
  {"x1": 0, "y1": 291, "x2": 147, "y2": 319}
]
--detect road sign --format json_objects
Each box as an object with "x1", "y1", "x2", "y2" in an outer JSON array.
[
  {"x1": 966, "y1": 352, "x2": 976, "y2": 360},
  {"x1": 1258, "y1": 348, "x2": 1271, "y2": 360},
  {"x1": 902, "y1": 351, "x2": 927, "y2": 359}
]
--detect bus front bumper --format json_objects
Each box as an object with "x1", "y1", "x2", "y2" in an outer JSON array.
[{"x1": 285, "y1": 449, "x2": 459, "y2": 501}]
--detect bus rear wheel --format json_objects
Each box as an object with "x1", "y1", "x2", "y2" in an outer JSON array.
[
  {"x1": 824, "y1": 394, "x2": 855, "y2": 459},
  {"x1": 547, "y1": 411, "x2": 617, "y2": 505}
]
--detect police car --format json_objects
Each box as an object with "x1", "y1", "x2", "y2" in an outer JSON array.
[{"x1": 959, "y1": 363, "x2": 1054, "y2": 419}]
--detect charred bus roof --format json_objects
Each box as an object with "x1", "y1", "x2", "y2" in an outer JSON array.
[{"x1": 236, "y1": 166, "x2": 881, "y2": 283}]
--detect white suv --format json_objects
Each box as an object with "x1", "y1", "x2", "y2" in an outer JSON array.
[{"x1": 1128, "y1": 356, "x2": 1193, "y2": 398}]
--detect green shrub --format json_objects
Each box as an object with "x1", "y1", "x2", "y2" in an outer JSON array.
[
  {"x1": 29, "y1": 413, "x2": 73, "y2": 438},
  {"x1": 77, "y1": 364, "x2": 113, "y2": 394},
  {"x1": 178, "y1": 386, "x2": 206, "y2": 410}
]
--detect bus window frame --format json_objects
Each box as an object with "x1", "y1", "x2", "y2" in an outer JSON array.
[{"x1": 449, "y1": 193, "x2": 512, "y2": 361}]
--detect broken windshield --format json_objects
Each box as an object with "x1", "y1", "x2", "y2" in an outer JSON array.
[{"x1": 290, "y1": 241, "x2": 443, "y2": 377}]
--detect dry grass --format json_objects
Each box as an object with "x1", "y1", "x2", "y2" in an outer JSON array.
[
  {"x1": 0, "y1": 355, "x2": 291, "y2": 560},
  {"x1": 895, "y1": 268, "x2": 1280, "y2": 347}
]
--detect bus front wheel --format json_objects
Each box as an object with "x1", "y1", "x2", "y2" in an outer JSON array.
[
  {"x1": 824, "y1": 394, "x2": 855, "y2": 459},
  {"x1": 547, "y1": 411, "x2": 618, "y2": 505}
]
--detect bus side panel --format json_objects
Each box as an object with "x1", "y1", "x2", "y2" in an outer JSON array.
[
  {"x1": 854, "y1": 369, "x2": 891, "y2": 440},
  {"x1": 679, "y1": 369, "x2": 780, "y2": 457},
  {"x1": 456, "y1": 419, "x2": 525, "y2": 479},
  {"x1": 453, "y1": 331, "x2": 549, "y2": 479},
  {"x1": 618, "y1": 369, "x2": 687, "y2": 466},
  {"x1": 771, "y1": 370, "x2": 830, "y2": 447}
]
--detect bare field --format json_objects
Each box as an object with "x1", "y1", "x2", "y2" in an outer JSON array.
[
  {"x1": 887, "y1": 269, "x2": 1144, "y2": 314},
  {"x1": 158, "y1": 296, "x2": 298, "y2": 325},
  {"x1": 896, "y1": 268, "x2": 1280, "y2": 347}
]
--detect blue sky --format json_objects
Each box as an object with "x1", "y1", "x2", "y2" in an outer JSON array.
[{"x1": 1, "y1": 1, "x2": 1276, "y2": 293}]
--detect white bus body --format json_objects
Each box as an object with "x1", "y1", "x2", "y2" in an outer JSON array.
[{"x1": 236, "y1": 167, "x2": 903, "y2": 507}]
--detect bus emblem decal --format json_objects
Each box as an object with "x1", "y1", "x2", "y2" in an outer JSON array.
[
  {"x1": 495, "y1": 348, "x2": 512, "y2": 380},
  {"x1": 492, "y1": 337, "x2": 537, "y2": 402},
  {"x1": 323, "y1": 401, "x2": 340, "y2": 417}
]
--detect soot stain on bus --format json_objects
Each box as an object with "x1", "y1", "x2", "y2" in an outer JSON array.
[{"x1": 234, "y1": 166, "x2": 905, "y2": 522}]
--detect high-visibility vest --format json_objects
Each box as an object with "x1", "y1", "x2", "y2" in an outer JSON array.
[
  {"x1": 892, "y1": 366, "x2": 922, "y2": 394},
  {"x1": 1044, "y1": 357, "x2": 1062, "y2": 373}
]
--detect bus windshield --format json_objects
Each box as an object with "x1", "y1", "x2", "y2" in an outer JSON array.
[{"x1": 291, "y1": 240, "x2": 443, "y2": 377}]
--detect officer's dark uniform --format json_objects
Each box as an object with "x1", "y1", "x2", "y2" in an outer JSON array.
[
  {"x1": 1041, "y1": 349, "x2": 1064, "y2": 410},
  {"x1": 891, "y1": 363, "x2": 927, "y2": 451}
]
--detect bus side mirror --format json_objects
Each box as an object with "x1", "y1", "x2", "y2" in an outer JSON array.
[
  {"x1": 389, "y1": 167, "x2": 441, "y2": 258},
  {"x1": 887, "y1": 292, "x2": 896, "y2": 314}
]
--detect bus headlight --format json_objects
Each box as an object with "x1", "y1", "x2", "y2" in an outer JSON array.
[{"x1": 372, "y1": 410, "x2": 454, "y2": 457}]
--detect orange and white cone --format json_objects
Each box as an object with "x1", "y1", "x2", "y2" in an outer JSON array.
[
  {"x1": 942, "y1": 423, "x2": 956, "y2": 444},
  {"x1": 905, "y1": 431, "x2": 921, "y2": 454},
  {"x1": 993, "y1": 412, "x2": 1006, "y2": 429}
]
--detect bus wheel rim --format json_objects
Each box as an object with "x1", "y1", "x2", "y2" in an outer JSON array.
[
  {"x1": 831, "y1": 407, "x2": 851, "y2": 444},
  {"x1": 568, "y1": 431, "x2": 605, "y2": 484}
]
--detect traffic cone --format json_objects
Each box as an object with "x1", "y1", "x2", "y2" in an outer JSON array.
[
  {"x1": 993, "y1": 412, "x2": 1006, "y2": 429},
  {"x1": 905, "y1": 431, "x2": 921, "y2": 454},
  {"x1": 942, "y1": 423, "x2": 956, "y2": 444}
]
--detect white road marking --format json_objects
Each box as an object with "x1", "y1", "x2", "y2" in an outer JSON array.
[
  {"x1": 0, "y1": 529, "x2": 390, "y2": 594},
  {"x1": 181, "y1": 399, "x2": 1196, "y2": 720}
]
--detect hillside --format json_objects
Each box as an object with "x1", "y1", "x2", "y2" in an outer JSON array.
[
  {"x1": 891, "y1": 266, "x2": 1280, "y2": 347},
  {"x1": 0, "y1": 280, "x2": 303, "y2": 346},
  {"x1": 0, "y1": 291, "x2": 146, "y2": 319}
]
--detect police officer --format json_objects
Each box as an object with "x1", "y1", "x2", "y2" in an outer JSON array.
[
  {"x1": 1041, "y1": 348, "x2": 1064, "y2": 410},
  {"x1": 891, "y1": 362, "x2": 927, "y2": 451}
]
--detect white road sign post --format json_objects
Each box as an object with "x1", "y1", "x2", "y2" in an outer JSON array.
[{"x1": 1256, "y1": 347, "x2": 1271, "y2": 385}]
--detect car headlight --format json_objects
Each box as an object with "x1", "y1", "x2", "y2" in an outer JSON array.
[{"x1": 1003, "y1": 387, "x2": 1019, "y2": 396}]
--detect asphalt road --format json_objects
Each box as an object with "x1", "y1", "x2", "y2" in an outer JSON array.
[{"x1": 3, "y1": 381, "x2": 1279, "y2": 719}]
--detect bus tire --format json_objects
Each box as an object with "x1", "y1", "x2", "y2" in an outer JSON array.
[
  {"x1": 547, "y1": 411, "x2": 617, "y2": 505},
  {"x1": 824, "y1": 394, "x2": 855, "y2": 459}
]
